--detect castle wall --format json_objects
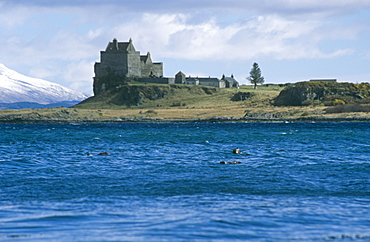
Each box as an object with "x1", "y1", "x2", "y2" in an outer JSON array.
[
  {"x1": 94, "y1": 63, "x2": 104, "y2": 77},
  {"x1": 139, "y1": 77, "x2": 174, "y2": 84},
  {"x1": 95, "y1": 39, "x2": 164, "y2": 81},
  {"x1": 151, "y1": 63, "x2": 163, "y2": 77},
  {"x1": 140, "y1": 59, "x2": 153, "y2": 77},
  {"x1": 140, "y1": 53, "x2": 163, "y2": 77},
  {"x1": 99, "y1": 51, "x2": 129, "y2": 76},
  {"x1": 127, "y1": 52, "x2": 141, "y2": 77}
]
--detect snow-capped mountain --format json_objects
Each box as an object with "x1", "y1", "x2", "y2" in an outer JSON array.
[{"x1": 0, "y1": 64, "x2": 90, "y2": 104}]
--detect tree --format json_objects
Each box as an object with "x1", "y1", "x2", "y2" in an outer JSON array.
[{"x1": 247, "y1": 62, "x2": 264, "y2": 89}]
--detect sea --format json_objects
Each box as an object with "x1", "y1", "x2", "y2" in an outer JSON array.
[{"x1": 1, "y1": 122, "x2": 370, "y2": 241}]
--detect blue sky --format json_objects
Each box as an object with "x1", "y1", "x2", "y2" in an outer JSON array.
[{"x1": 1, "y1": 0, "x2": 370, "y2": 94}]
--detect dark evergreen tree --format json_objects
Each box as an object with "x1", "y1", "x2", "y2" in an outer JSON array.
[{"x1": 247, "y1": 62, "x2": 264, "y2": 89}]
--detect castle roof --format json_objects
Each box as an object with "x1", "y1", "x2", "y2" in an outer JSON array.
[
  {"x1": 105, "y1": 38, "x2": 135, "y2": 52},
  {"x1": 140, "y1": 52, "x2": 151, "y2": 63}
]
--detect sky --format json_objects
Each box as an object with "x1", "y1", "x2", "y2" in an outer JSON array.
[{"x1": 1, "y1": 0, "x2": 370, "y2": 95}]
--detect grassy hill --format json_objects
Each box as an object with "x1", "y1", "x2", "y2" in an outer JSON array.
[
  {"x1": 76, "y1": 83, "x2": 282, "y2": 110},
  {"x1": 2, "y1": 82, "x2": 370, "y2": 122},
  {"x1": 70, "y1": 83, "x2": 286, "y2": 120},
  {"x1": 72, "y1": 82, "x2": 370, "y2": 120}
]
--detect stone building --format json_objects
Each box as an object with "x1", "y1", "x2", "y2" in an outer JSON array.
[
  {"x1": 93, "y1": 38, "x2": 163, "y2": 95},
  {"x1": 198, "y1": 77, "x2": 225, "y2": 88},
  {"x1": 175, "y1": 72, "x2": 239, "y2": 88},
  {"x1": 93, "y1": 39, "x2": 239, "y2": 96},
  {"x1": 222, "y1": 75, "x2": 239, "y2": 88},
  {"x1": 94, "y1": 38, "x2": 163, "y2": 78}
]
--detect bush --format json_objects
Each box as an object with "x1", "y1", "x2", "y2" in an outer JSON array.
[
  {"x1": 171, "y1": 102, "x2": 183, "y2": 107},
  {"x1": 332, "y1": 99, "x2": 346, "y2": 106}
]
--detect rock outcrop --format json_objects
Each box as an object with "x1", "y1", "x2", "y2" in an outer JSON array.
[
  {"x1": 244, "y1": 110, "x2": 290, "y2": 119},
  {"x1": 231, "y1": 92, "x2": 255, "y2": 101},
  {"x1": 274, "y1": 82, "x2": 370, "y2": 106},
  {"x1": 111, "y1": 85, "x2": 169, "y2": 106}
]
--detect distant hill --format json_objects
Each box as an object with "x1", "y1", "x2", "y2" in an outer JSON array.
[
  {"x1": 0, "y1": 101, "x2": 81, "y2": 110},
  {"x1": 0, "y1": 64, "x2": 90, "y2": 106}
]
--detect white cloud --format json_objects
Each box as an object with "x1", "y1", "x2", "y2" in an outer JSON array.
[
  {"x1": 272, "y1": 0, "x2": 370, "y2": 9},
  {"x1": 63, "y1": 60, "x2": 94, "y2": 94},
  {"x1": 0, "y1": 1, "x2": 368, "y2": 94},
  {"x1": 0, "y1": 5, "x2": 30, "y2": 29},
  {"x1": 100, "y1": 13, "x2": 354, "y2": 61}
]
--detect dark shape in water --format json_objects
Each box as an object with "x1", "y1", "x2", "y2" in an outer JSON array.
[
  {"x1": 220, "y1": 161, "x2": 241, "y2": 164},
  {"x1": 98, "y1": 152, "x2": 111, "y2": 155}
]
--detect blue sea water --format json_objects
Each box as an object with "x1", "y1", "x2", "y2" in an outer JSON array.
[{"x1": 1, "y1": 122, "x2": 370, "y2": 241}]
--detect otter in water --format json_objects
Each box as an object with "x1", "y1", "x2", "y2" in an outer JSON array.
[
  {"x1": 233, "y1": 148, "x2": 249, "y2": 155},
  {"x1": 98, "y1": 152, "x2": 111, "y2": 155},
  {"x1": 233, "y1": 148, "x2": 242, "y2": 154},
  {"x1": 220, "y1": 161, "x2": 241, "y2": 164}
]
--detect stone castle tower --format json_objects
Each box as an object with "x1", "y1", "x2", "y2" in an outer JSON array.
[
  {"x1": 93, "y1": 38, "x2": 239, "y2": 96},
  {"x1": 93, "y1": 38, "x2": 163, "y2": 95}
]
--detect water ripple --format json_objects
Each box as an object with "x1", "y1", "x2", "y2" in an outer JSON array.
[{"x1": 1, "y1": 122, "x2": 370, "y2": 241}]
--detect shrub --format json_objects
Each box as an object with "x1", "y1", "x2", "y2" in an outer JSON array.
[
  {"x1": 332, "y1": 99, "x2": 346, "y2": 106},
  {"x1": 171, "y1": 102, "x2": 182, "y2": 107}
]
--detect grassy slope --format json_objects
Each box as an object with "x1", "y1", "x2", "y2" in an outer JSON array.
[
  {"x1": 77, "y1": 84, "x2": 282, "y2": 108},
  {"x1": 71, "y1": 84, "x2": 284, "y2": 119},
  {"x1": 1, "y1": 84, "x2": 369, "y2": 120}
]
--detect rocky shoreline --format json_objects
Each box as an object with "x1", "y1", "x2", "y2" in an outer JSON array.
[{"x1": 1, "y1": 109, "x2": 370, "y2": 123}]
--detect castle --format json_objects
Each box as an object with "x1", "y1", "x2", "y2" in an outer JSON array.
[
  {"x1": 93, "y1": 39, "x2": 239, "y2": 95},
  {"x1": 94, "y1": 38, "x2": 163, "y2": 79}
]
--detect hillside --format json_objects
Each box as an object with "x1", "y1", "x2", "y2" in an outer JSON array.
[
  {"x1": 2, "y1": 82, "x2": 370, "y2": 123},
  {"x1": 75, "y1": 84, "x2": 280, "y2": 110}
]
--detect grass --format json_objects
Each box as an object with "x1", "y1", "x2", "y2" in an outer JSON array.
[
  {"x1": 0, "y1": 84, "x2": 284, "y2": 120},
  {"x1": 3, "y1": 84, "x2": 369, "y2": 121}
]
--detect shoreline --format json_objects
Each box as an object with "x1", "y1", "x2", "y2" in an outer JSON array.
[
  {"x1": 1, "y1": 115, "x2": 370, "y2": 124},
  {"x1": 1, "y1": 106, "x2": 370, "y2": 124}
]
